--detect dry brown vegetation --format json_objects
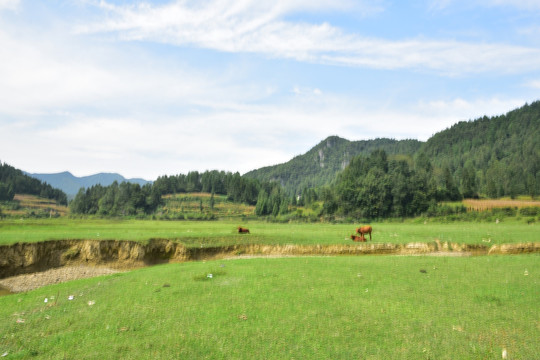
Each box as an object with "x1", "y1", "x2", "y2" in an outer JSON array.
[
  {"x1": 3, "y1": 194, "x2": 68, "y2": 216},
  {"x1": 462, "y1": 198, "x2": 540, "y2": 211}
]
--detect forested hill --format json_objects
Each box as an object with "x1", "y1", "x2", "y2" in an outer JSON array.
[
  {"x1": 244, "y1": 136, "x2": 422, "y2": 196},
  {"x1": 244, "y1": 101, "x2": 539, "y2": 199},
  {"x1": 418, "y1": 100, "x2": 540, "y2": 198},
  {"x1": 0, "y1": 162, "x2": 67, "y2": 205}
]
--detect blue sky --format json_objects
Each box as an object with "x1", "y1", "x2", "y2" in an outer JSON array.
[{"x1": 1, "y1": 0, "x2": 539, "y2": 180}]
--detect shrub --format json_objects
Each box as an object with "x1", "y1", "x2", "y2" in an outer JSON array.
[{"x1": 520, "y1": 207, "x2": 539, "y2": 216}]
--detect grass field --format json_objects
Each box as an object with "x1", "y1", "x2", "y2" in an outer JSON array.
[
  {"x1": 0, "y1": 218, "x2": 538, "y2": 247},
  {"x1": 0, "y1": 255, "x2": 538, "y2": 359}
]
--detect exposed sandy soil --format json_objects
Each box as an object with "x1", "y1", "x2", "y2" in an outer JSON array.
[{"x1": 0, "y1": 266, "x2": 120, "y2": 293}]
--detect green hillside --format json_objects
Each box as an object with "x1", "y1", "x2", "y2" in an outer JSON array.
[
  {"x1": 418, "y1": 101, "x2": 540, "y2": 198},
  {"x1": 0, "y1": 162, "x2": 67, "y2": 205},
  {"x1": 159, "y1": 192, "x2": 255, "y2": 220},
  {"x1": 244, "y1": 136, "x2": 422, "y2": 196},
  {"x1": 245, "y1": 101, "x2": 540, "y2": 201}
]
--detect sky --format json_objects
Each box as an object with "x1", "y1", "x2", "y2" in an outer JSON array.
[{"x1": 0, "y1": 0, "x2": 539, "y2": 180}]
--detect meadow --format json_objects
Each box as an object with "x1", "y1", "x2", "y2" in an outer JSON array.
[
  {"x1": 0, "y1": 215, "x2": 538, "y2": 358},
  {"x1": 0, "y1": 255, "x2": 538, "y2": 359},
  {"x1": 0, "y1": 217, "x2": 538, "y2": 247}
]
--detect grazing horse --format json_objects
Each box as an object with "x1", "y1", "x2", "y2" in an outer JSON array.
[
  {"x1": 350, "y1": 234, "x2": 366, "y2": 242},
  {"x1": 237, "y1": 226, "x2": 250, "y2": 234},
  {"x1": 356, "y1": 225, "x2": 372, "y2": 241}
]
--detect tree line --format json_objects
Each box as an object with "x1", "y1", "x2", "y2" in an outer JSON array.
[
  {"x1": 69, "y1": 182, "x2": 161, "y2": 216},
  {"x1": 0, "y1": 162, "x2": 67, "y2": 204},
  {"x1": 60, "y1": 146, "x2": 540, "y2": 219},
  {"x1": 69, "y1": 170, "x2": 291, "y2": 217}
]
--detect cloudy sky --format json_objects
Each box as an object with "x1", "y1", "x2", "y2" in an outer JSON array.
[{"x1": 1, "y1": 0, "x2": 539, "y2": 180}]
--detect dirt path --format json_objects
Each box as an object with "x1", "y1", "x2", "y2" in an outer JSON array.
[{"x1": 0, "y1": 266, "x2": 121, "y2": 293}]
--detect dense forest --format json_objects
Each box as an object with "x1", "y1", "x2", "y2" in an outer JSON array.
[
  {"x1": 319, "y1": 150, "x2": 455, "y2": 219},
  {"x1": 0, "y1": 162, "x2": 67, "y2": 205},
  {"x1": 69, "y1": 182, "x2": 161, "y2": 216},
  {"x1": 420, "y1": 101, "x2": 540, "y2": 199}
]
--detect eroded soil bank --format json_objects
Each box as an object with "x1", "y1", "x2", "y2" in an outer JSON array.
[
  {"x1": 0, "y1": 266, "x2": 120, "y2": 293},
  {"x1": 0, "y1": 239, "x2": 538, "y2": 292}
]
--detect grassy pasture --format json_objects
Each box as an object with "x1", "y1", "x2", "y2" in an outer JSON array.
[
  {"x1": 0, "y1": 218, "x2": 538, "y2": 247},
  {"x1": 0, "y1": 255, "x2": 538, "y2": 359}
]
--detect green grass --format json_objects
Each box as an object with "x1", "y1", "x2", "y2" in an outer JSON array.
[
  {"x1": 0, "y1": 218, "x2": 537, "y2": 247},
  {"x1": 0, "y1": 255, "x2": 538, "y2": 359}
]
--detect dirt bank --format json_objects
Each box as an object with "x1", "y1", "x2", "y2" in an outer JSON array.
[
  {"x1": 0, "y1": 239, "x2": 538, "y2": 293},
  {"x1": 0, "y1": 266, "x2": 120, "y2": 292}
]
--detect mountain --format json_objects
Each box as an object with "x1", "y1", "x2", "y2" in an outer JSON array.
[
  {"x1": 244, "y1": 136, "x2": 423, "y2": 195},
  {"x1": 27, "y1": 171, "x2": 151, "y2": 198},
  {"x1": 245, "y1": 101, "x2": 540, "y2": 199}
]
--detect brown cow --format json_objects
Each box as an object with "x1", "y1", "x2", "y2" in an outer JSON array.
[
  {"x1": 356, "y1": 225, "x2": 372, "y2": 241},
  {"x1": 350, "y1": 234, "x2": 366, "y2": 242},
  {"x1": 237, "y1": 226, "x2": 250, "y2": 234}
]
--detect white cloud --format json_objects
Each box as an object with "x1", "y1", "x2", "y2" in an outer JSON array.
[
  {"x1": 429, "y1": 0, "x2": 540, "y2": 11},
  {"x1": 482, "y1": 0, "x2": 540, "y2": 10},
  {"x1": 525, "y1": 79, "x2": 540, "y2": 89},
  {"x1": 1, "y1": 89, "x2": 532, "y2": 178},
  {"x1": 0, "y1": 23, "x2": 237, "y2": 117},
  {"x1": 293, "y1": 86, "x2": 323, "y2": 96},
  {"x1": 76, "y1": 0, "x2": 540, "y2": 75},
  {"x1": 1, "y1": 1, "x2": 537, "y2": 179},
  {"x1": 0, "y1": 0, "x2": 19, "y2": 11},
  {"x1": 322, "y1": 38, "x2": 540, "y2": 75},
  {"x1": 413, "y1": 97, "x2": 528, "y2": 131}
]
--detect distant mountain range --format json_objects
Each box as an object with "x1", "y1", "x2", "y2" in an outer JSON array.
[{"x1": 26, "y1": 171, "x2": 151, "y2": 198}]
